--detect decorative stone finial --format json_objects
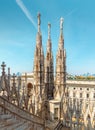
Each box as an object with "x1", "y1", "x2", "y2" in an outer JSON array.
[
  {"x1": 48, "y1": 23, "x2": 51, "y2": 40},
  {"x1": 1, "y1": 62, "x2": 6, "y2": 75},
  {"x1": 60, "y1": 17, "x2": 64, "y2": 34},
  {"x1": 12, "y1": 73, "x2": 16, "y2": 87},
  {"x1": 1, "y1": 62, "x2": 6, "y2": 68},
  {"x1": 8, "y1": 67, "x2": 10, "y2": 75},
  {"x1": 37, "y1": 12, "x2": 41, "y2": 32}
]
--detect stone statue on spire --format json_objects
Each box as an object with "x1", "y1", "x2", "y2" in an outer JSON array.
[
  {"x1": 60, "y1": 17, "x2": 64, "y2": 34},
  {"x1": 48, "y1": 23, "x2": 51, "y2": 40},
  {"x1": 37, "y1": 13, "x2": 41, "y2": 33}
]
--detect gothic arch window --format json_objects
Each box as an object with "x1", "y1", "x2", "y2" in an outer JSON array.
[
  {"x1": 73, "y1": 92, "x2": 75, "y2": 97},
  {"x1": 93, "y1": 93, "x2": 95, "y2": 98},
  {"x1": 87, "y1": 114, "x2": 90, "y2": 119},
  {"x1": 54, "y1": 108, "x2": 58, "y2": 119},
  {"x1": 27, "y1": 83, "x2": 33, "y2": 97},
  {"x1": 87, "y1": 93, "x2": 89, "y2": 98},
  {"x1": 86, "y1": 104, "x2": 88, "y2": 108},
  {"x1": 80, "y1": 93, "x2": 82, "y2": 98},
  {"x1": 47, "y1": 53, "x2": 49, "y2": 60},
  {"x1": 36, "y1": 64, "x2": 38, "y2": 70},
  {"x1": 27, "y1": 83, "x2": 33, "y2": 88}
]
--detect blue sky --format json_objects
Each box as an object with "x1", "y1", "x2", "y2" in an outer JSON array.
[{"x1": 0, "y1": 0, "x2": 95, "y2": 75}]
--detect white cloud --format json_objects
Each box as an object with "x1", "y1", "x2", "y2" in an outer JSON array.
[{"x1": 16, "y1": 0, "x2": 37, "y2": 29}]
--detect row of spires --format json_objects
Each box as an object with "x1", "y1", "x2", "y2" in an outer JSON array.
[
  {"x1": 0, "y1": 61, "x2": 34, "y2": 111},
  {"x1": 34, "y1": 13, "x2": 66, "y2": 101}
]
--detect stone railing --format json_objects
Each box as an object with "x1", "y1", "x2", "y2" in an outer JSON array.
[
  {"x1": 66, "y1": 80, "x2": 95, "y2": 85},
  {"x1": 0, "y1": 96, "x2": 44, "y2": 126},
  {"x1": 54, "y1": 120, "x2": 63, "y2": 130}
]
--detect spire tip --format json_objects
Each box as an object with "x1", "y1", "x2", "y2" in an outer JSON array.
[
  {"x1": 48, "y1": 23, "x2": 51, "y2": 40},
  {"x1": 37, "y1": 12, "x2": 41, "y2": 32}
]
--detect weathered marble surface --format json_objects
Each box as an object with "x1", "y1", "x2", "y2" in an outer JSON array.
[{"x1": 0, "y1": 96, "x2": 44, "y2": 130}]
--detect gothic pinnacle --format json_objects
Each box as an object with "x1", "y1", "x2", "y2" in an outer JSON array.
[
  {"x1": 1, "y1": 62, "x2": 6, "y2": 76},
  {"x1": 48, "y1": 23, "x2": 51, "y2": 40},
  {"x1": 8, "y1": 67, "x2": 10, "y2": 76},
  {"x1": 37, "y1": 12, "x2": 41, "y2": 33}
]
